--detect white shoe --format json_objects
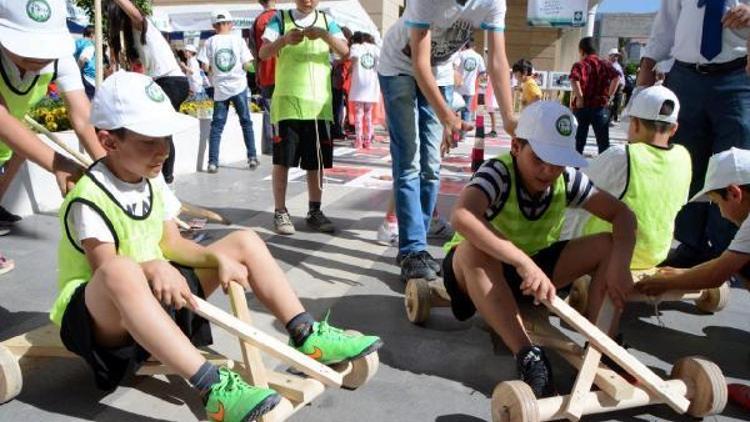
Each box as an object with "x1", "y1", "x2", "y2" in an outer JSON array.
[
  {"x1": 376, "y1": 220, "x2": 398, "y2": 246},
  {"x1": 428, "y1": 216, "x2": 454, "y2": 239}
]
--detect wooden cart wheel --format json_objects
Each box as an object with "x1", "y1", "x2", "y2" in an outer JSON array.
[
  {"x1": 491, "y1": 381, "x2": 540, "y2": 422},
  {"x1": 0, "y1": 344, "x2": 21, "y2": 404},
  {"x1": 405, "y1": 279, "x2": 432, "y2": 324},
  {"x1": 694, "y1": 282, "x2": 730, "y2": 313},
  {"x1": 671, "y1": 356, "x2": 727, "y2": 417},
  {"x1": 567, "y1": 277, "x2": 590, "y2": 315}
]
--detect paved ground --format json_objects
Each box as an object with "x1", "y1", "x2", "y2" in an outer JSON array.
[{"x1": 0, "y1": 119, "x2": 748, "y2": 421}]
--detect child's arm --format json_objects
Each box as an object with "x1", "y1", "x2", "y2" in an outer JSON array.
[
  {"x1": 62, "y1": 90, "x2": 106, "y2": 160},
  {"x1": 303, "y1": 27, "x2": 349, "y2": 57},
  {"x1": 112, "y1": 0, "x2": 145, "y2": 30},
  {"x1": 258, "y1": 29, "x2": 304, "y2": 60},
  {"x1": 581, "y1": 190, "x2": 637, "y2": 308},
  {"x1": 451, "y1": 187, "x2": 556, "y2": 302},
  {"x1": 637, "y1": 251, "x2": 750, "y2": 295},
  {"x1": 486, "y1": 31, "x2": 516, "y2": 134}
]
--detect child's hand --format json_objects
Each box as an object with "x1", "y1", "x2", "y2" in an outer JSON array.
[
  {"x1": 722, "y1": 4, "x2": 750, "y2": 29},
  {"x1": 215, "y1": 253, "x2": 249, "y2": 292},
  {"x1": 441, "y1": 117, "x2": 473, "y2": 157},
  {"x1": 606, "y1": 264, "x2": 634, "y2": 309},
  {"x1": 143, "y1": 260, "x2": 197, "y2": 310},
  {"x1": 52, "y1": 153, "x2": 84, "y2": 195},
  {"x1": 635, "y1": 273, "x2": 672, "y2": 297},
  {"x1": 502, "y1": 115, "x2": 518, "y2": 138},
  {"x1": 517, "y1": 260, "x2": 556, "y2": 304},
  {"x1": 303, "y1": 27, "x2": 328, "y2": 41},
  {"x1": 284, "y1": 29, "x2": 305, "y2": 46}
]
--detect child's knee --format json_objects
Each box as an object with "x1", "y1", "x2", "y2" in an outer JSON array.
[{"x1": 96, "y1": 256, "x2": 148, "y2": 296}]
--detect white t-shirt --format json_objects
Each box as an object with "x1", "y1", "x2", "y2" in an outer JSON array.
[
  {"x1": 67, "y1": 161, "x2": 181, "y2": 247},
  {"x1": 349, "y1": 43, "x2": 381, "y2": 103},
  {"x1": 378, "y1": 0, "x2": 506, "y2": 77},
  {"x1": 133, "y1": 18, "x2": 184, "y2": 79},
  {"x1": 0, "y1": 48, "x2": 83, "y2": 93},
  {"x1": 729, "y1": 217, "x2": 750, "y2": 255},
  {"x1": 187, "y1": 56, "x2": 203, "y2": 93},
  {"x1": 198, "y1": 34, "x2": 252, "y2": 101},
  {"x1": 435, "y1": 55, "x2": 457, "y2": 87},
  {"x1": 455, "y1": 48, "x2": 486, "y2": 96}
]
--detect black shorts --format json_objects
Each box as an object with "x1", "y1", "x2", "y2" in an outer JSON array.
[
  {"x1": 442, "y1": 241, "x2": 570, "y2": 321},
  {"x1": 59, "y1": 263, "x2": 213, "y2": 391},
  {"x1": 273, "y1": 119, "x2": 333, "y2": 170}
]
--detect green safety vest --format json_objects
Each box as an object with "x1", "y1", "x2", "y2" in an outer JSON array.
[
  {"x1": 583, "y1": 143, "x2": 691, "y2": 269},
  {"x1": 50, "y1": 168, "x2": 165, "y2": 325},
  {"x1": 0, "y1": 59, "x2": 57, "y2": 163},
  {"x1": 444, "y1": 153, "x2": 567, "y2": 256},
  {"x1": 270, "y1": 10, "x2": 333, "y2": 123}
]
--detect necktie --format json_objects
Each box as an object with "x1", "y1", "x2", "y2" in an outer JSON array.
[{"x1": 700, "y1": 0, "x2": 727, "y2": 61}]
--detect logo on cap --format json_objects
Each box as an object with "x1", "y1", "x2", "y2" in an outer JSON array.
[
  {"x1": 145, "y1": 81, "x2": 166, "y2": 103},
  {"x1": 215, "y1": 49, "x2": 237, "y2": 72},
  {"x1": 555, "y1": 115, "x2": 572, "y2": 137},
  {"x1": 27, "y1": 0, "x2": 52, "y2": 23}
]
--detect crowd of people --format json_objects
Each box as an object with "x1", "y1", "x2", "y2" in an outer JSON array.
[{"x1": 0, "y1": 0, "x2": 749, "y2": 420}]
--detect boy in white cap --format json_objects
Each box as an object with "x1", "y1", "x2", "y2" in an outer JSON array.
[
  {"x1": 0, "y1": 0, "x2": 105, "y2": 224},
  {"x1": 54, "y1": 71, "x2": 382, "y2": 422},
  {"x1": 198, "y1": 10, "x2": 259, "y2": 172},
  {"x1": 443, "y1": 101, "x2": 636, "y2": 398},
  {"x1": 565, "y1": 85, "x2": 692, "y2": 271}
]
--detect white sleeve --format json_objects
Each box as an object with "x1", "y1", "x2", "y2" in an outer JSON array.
[
  {"x1": 79, "y1": 45, "x2": 95, "y2": 62},
  {"x1": 643, "y1": 0, "x2": 680, "y2": 62},
  {"x1": 478, "y1": 55, "x2": 486, "y2": 73},
  {"x1": 403, "y1": 1, "x2": 433, "y2": 28},
  {"x1": 583, "y1": 145, "x2": 628, "y2": 199},
  {"x1": 480, "y1": 1, "x2": 507, "y2": 32},
  {"x1": 729, "y1": 218, "x2": 750, "y2": 254},
  {"x1": 240, "y1": 38, "x2": 253, "y2": 64},
  {"x1": 55, "y1": 55, "x2": 85, "y2": 92},
  {"x1": 153, "y1": 176, "x2": 182, "y2": 221},
  {"x1": 350, "y1": 44, "x2": 361, "y2": 59},
  {"x1": 197, "y1": 40, "x2": 210, "y2": 64},
  {"x1": 68, "y1": 202, "x2": 116, "y2": 247}
]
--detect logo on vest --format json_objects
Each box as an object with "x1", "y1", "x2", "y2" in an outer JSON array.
[
  {"x1": 555, "y1": 115, "x2": 573, "y2": 137},
  {"x1": 215, "y1": 48, "x2": 237, "y2": 72},
  {"x1": 145, "y1": 82, "x2": 166, "y2": 103},
  {"x1": 27, "y1": 0, "x2": 51, "y2": 23},
  {"x1": 360, "y1": 53, "x2": 376, "y2": 70},
  {"x1": 463, "y1": 57, "x2": 477, "y2": 72}
]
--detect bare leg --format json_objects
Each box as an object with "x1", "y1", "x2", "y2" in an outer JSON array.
[
  {"x1": 273, "y1": 165, "x2": 289, "y2": 210},
  {"x1": 386, "y1": 194, "x2": 396, "y2": 218},
  {"x1": 452, "y1": 241, "x2": 531, "y2": 354},
  {"x1": 489, "y1": 112, "x2": 497, "y2": 133},
  {"x1": 84, "y1": 256, "x2": 205, "y2": 379},
  {"x1": 195, "y1": 230, "x2": 305, "y2": 324},
  {"x1": 307, "y1": 170, "x2": 322, "y2": 203},
  {"x1": 0, "y1": 154, "x2": 26, "y2": 200}
]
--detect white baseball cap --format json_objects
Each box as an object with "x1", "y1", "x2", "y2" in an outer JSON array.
[
  {"x1": 607, "y1": 48, "x2": 621, "y2": 56},
  {"x1": 211, "y1": 10, "x2": 233, "y2": 25},
  {"x1": 90, "y1": 71, "x2": 196, "y2": 137},
  {"x1": 184, "y1": 44, "x2": 198, "y2": 54},
  {"x1": 0, "y1": 0, "x2": 74, "y2": 60},
  {"x1": 626, "y1": 85, "x2": 680, "y2": 124},
  {"x1": 691, "y1": 147, "x2": 750, "y2": 202},
  {"x1": 515, "y1": 101, "x2": 587, "y2": 168}
]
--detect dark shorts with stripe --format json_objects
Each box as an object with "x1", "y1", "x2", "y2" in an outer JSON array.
[
  {"x1": 273, "y1": 119, "x2": 333, "y2": 170},
  {"x1": 59, "y1": 263, "x2": 213, "y2": 391}
]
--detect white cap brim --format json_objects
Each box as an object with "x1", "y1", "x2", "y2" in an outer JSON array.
[
  {"x1": 0, "y1": 25, "x2": 73, "y2": 59},
  {"x1": 528, "y1": 140, "x2": 589, "y2": 168},
  {"x1": 124, "y1": 112, "x2": 197, "y2": 138}
]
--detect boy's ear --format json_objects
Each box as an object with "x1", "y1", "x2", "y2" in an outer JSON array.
[
  {"x1": 98, "y1": 130, "x2": 119, "y2": 153},
  {"x1": 727, "y1": 184, "x2": 744, "y2": 202},
  {"x1": 510, "y1": 138, "x2": 522, "y2": 156},
  {"x1": 668, "y1": 122, "x2": 679, "y2": 137}
]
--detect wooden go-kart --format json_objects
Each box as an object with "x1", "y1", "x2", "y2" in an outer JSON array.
[
  {"x1": 405, "y1": 279, "x2": 727, "y2": 421},
  {"x1": 567, "y1": 270, "x2": 731, "y2": 315},
  {"x1": 0, "y1": 282, "x2": 379, "y2": 421}
]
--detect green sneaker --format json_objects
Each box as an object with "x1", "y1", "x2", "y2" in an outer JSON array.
[
  {"x1": 295, "y1": 314, "x2": 383, "y2": 365},
  {"x1": 205, "y1": 367, "x2": 281, "y2": 422}
]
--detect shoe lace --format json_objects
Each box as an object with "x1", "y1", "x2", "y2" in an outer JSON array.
[
  {"x1": 518, "y1": 348, "x2": 550, "y2": 389},
  {"x1": 309, "y1": 209, "x2": 330, "y2": 224},
  {"x1": 223, "y1": 369, "x2": 251, "y2": 393},
  {"x1": 315, "y1": 310, "x2": 349, "y2": 341},
  {"x1": 276, "y1": 211, "x2": 292, "y2": 225}
]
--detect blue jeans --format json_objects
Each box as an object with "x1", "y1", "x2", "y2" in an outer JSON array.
[
  {"x1": 461, "y1": 94, "x2": 474, "y2": 122},
  {"x1": 208, "y1": 89, "x2": 256, "y2": 165},
  {"x1": 380, "y1": 74, "x2": 443, "y2": 254},
  {"x1": 573, "y1": 106, "x2": 610, "y2": 154},
  {"x1": 665, "y1": 64, "x2": 750, "y2": 256}
]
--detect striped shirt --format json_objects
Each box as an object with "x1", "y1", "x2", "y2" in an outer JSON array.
[{"x1": 469, "y1": 158, "x2": 596, "y2": 221}]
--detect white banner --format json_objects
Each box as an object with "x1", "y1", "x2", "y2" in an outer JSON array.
[{"x1": 527, "y1": 0, "x2": 588, "y2": 28}]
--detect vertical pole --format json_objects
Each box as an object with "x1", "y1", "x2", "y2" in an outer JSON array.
[
  {"x1": 94, "y1": 0, "x2": 103, "y2": 87},
  {"x1": 586, "y1": 3, "x2": 598, "y2": 37}
]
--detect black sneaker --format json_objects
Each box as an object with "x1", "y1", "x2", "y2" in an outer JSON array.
[
  {"x1": 0, "y1": 206, "x2": 21, "y2": 225},
  {"x1": 420, "y1": 251, "x2": 442, "y2": 276},
  {"x1": 516, "y1": 345, "x2": 555, "y2": 398},
  {"x1": 306, "y1": 209, "x2": 335, "y2": 233},
  {"x1": 248, "y1": 157, "x2": 260, "y2": 170},
  {"x1": 488, "y1": 130, "x2": 498, "y2": 138},
  {"x1": 400, "y1": 252, "x2": 437, "y2": 282}
]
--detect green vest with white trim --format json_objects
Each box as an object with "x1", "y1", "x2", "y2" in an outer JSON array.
[
  {"x1": 270, "y1": 10, "x2": 333, "y2": 123},
  {"x1": 444, "y1": 153, "x2": 567, "y2": 256},
  {"x1": 583, "y1": 143, "x2": 691, "y2": 270},
  {"x1": 50, "y1": 169, "x2": 165, "y2": 326},
  {"x1": 0, "y1": 58, "x2": 57, "y2": 163}
]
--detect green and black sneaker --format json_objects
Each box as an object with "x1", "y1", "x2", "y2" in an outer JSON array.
[
  {"x1": 205, "y1": 367, "x2": 281, "y2": 422},
  {"x1": 295, "y1": 313, "x2": 383, "y2": 365}
]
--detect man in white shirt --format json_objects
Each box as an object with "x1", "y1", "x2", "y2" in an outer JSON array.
[
  {"x1": 455, "y1": 40, "x2": 486, "y2": 124},
  {"x1": 198, "y1": 10, "x2": 258, "y2": 173},
  {"x1": 638, "y1": 0, "x2": 750, "y2": 268}
]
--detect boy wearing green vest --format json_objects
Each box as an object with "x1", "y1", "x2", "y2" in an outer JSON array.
[
  {"x1": 443, "y1": 101, "x2": 636, "y2": 398},
  {"x1": 258, "y1": 0, "x2": 349, "y2": 235},
  {"x1": 0, "y1": 0, "x2": 105, "y2": 225},
  {"x1": 55, "y1": 71, "x2": 381, "y2": 422},
  {"x1": 565, "y1": 85, "x2": 691, "y2": 270}
]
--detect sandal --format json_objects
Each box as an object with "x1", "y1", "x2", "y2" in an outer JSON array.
[{"x1": 0, "y1": 253, "x2": 15, "y2": 276}]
